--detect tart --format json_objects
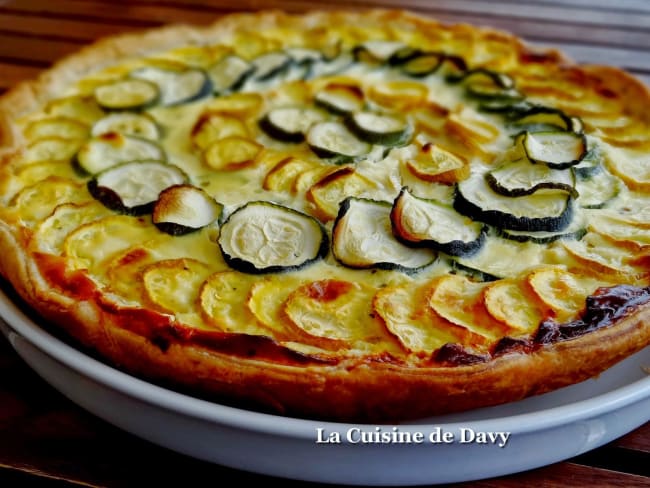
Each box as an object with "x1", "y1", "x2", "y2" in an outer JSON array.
[{"x1": 1, "y1": 9, "x2": 649, "y2": 422}]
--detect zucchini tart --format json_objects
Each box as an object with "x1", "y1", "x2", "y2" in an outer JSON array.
[{"x1": 1, "y1": 10, "x2": 650, "y2": 422}]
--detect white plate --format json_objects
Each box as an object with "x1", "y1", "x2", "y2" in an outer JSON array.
[{"x1": 1, "y1": 286, "x2": 649, "y2": 486}]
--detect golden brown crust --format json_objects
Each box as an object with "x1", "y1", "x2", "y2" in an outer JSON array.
[{"x1": 1, "y1": 9, "x2": 650, "y2": 422}]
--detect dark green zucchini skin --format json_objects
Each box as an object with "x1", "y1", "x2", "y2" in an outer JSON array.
[
  {"x1": 449, "y1": 260, "x2": 501, "y2": 282},
  {"x1": 496, "y1": 226, "x2": 587, "y2": 244},
  {"x1": 217, "y1": 201, "x2": 329, "y2": 275},
  {"x1": 258, "y1": 114, "x2": 305, "y2": 143},
  {"x1": 87, "y1": 179, "x2": 154, "y2": 216},
  {"x1": 453, "y1": 184, "x2": 575, "y2": 232}
]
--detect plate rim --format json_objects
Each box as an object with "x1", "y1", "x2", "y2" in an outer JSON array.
[{"x1": 1, "y1": 285, "x2": 649, "y2": 441}]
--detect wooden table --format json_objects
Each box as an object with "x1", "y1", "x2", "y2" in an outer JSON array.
[{"x1": 1, "y1": 0, "x2": 649, "y2": 486}]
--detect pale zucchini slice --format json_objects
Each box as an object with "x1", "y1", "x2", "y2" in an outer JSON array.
[
  {"x1": 75, "y1": 133, "x2": 166, "y2": 174},
  {"x1": 521, "y1": 130, "x2": 587, "y2": 169},
  {"x1": 218, "y1": 201, "x2": 328, "y2": 273},
  {"x1": 94, "y1": 78, "x2": 160, "y2": 111},
  {"x1": 391, "y1": 187, "x2": 485, "y2": 256},
  {"x1": 345, "y1": 111, "x2": 412, "y2": 147},
  {"x1": 207, "y1": 54, "x2": 253, "y2": 95},
  {"x1": 88, "y1": 160, "x2": 187, "y2": 215},
  {"x1": 332, "y1": 197, "x2": 436, "y2": 272},
  {"x1": 130, "y1": 66, "x2": 211, "y2": 106},
  {"x1": 259, "y1": 106, "x2": 327, "y2": 143},
  {"x1": 91, "y1": 112, "x2": 161, "y2": 140},
  {"x1": 306, "y1": 121, "x2": 371, "y2": 164},
  {"x1": 153, "y1": 184, "x2": 223, "y2": 236}
]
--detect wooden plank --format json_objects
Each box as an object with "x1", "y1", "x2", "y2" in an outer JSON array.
[
  {"x1": 0, "y1": 62, "x2": 43, "y2": 90},
  {"x1": 0, "y1": 34, "x2": 82, "y2": 64},
  {"x1": 616, "y1": 423, "x2": 650, "y2": 453},
  {"x1": 513, "y1": 0, "x2": 650, "y2": 13},
  {"x1": 527, "y1": 42, "x2": 650, "y2": 71},
  {"x1": 0, "y1": 13, "x2": 137, "y2": 41}
]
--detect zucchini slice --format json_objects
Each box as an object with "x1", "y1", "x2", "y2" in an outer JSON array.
[
  {"x1": 521, "y1": 130, "x2": 588, "y2": 169},
  {"x1": 573, "y1": 145, "x2": 603, "y2": 179},
  {"x1": 130, "y1": 67, "x2": 211, "y2": 106},
  {"x1": 332, "y1": 197, "x2": 437, "y2": 272},
  {"x1": 452, "y1": 68, "x2": 514, "y2": 88},
  {"x1": 75, "y1": 132, "x2": 166, "y2": 175},
  {"x1": 306, "y1": 121, "x2": 371, "y2": 164},
  {"x1": 575, "y1": 169, "x2": 621, "y2": 209},
  {"x1": 153, "y1": 184, "x2": 223, "y2": 235},
  {"x1": 259, "y1": 106, "x2": 327, "y2": 143},
  {"x1": 207, "y1": 55, "x2": 253, "y2": 95},
  {"x1": 91, "y1": 112, "x2": 161, "y2": 140},
  {"x1": 497, "y1": 213, "x2": 587, "y2": 243},
  {"x1": 353, "y1": 40, "x2": 406, "y2": 64},
  {"x1": 94, "y1": 78, "x2": 160, "y2": 111},
  {"x1": 455, "y1": 171, "x2": 574, "y2": 232},
  {"x1": 250, "y1": 51, "x2": 292, "y2": 81},
  {"x1": 400, "y1": 52, "x2": 443, "y2": 77},
  {"x1": 511, "y1": 106, "x2": 582, "y2": 133},
  {"x1": 286, "y1": 47, "x2": 323, "y2": 65},
  {"x1": 486, "y1": 159, "x2": 578, "y2": 197},
  {"x1": 345, "y1": 111, "x2": 411, "y2": 146},
  {"x1": 218, "y1": 201, "x2": 328, "y2": 273},
  {"x1": 387, "y1": 46, "x2": 422, "y2": 65},
  {"x1": 391, "y1": 187, "x2": 485, "y2": 256},
  {"x1": 88, "y1": 160, "x2": 187, "y2": 215},
  {"x1": 314, "y1": 83, "x2": 365, "y2": 115}
]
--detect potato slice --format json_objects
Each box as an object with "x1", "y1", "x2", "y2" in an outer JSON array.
[
  {"x1": 203, "y1": 136, "x2": 262, "y2": 171},
  {"x1": 191, "y1": 112, "x2": 249, "y2": 150},
  {"x1": 483, "y1": 279, "x2": 545, "y2": 333},
  {"x1": 405, "y1": 142, "x2": 469, "y2": 185},
  {"x1": 21, "y1": 137, "x2": 84, "y2": 165},
  {"x1": 373, "y1": 283, "x2": 463, "y2": 353},
  {"x1": 368, "y1": 80, "x2": 429, "y2": 111},
  {"x1": 307, "y1": 167, "x2": 377, "y2": 221},
  {"x1": 527, "y1": 266, "x2": 609, "y2": 322},
  {"x1": 105, "y1": 246, "x2": 158, "y2": 302},
  {"x1": 200, "y1": 271, "x2": 270, "y2": 336},
  {"x1": 247, "y1": 276, "x2": 300, "y2": 339},
  {"x1": 44, "y1": 95, "x2": 105, "y2": 125},
  {"x1": 10, "y1": 177, "x2": 88, "y2": 223},
  {"x1": 263, "y1": 157, "x2": 318, "y2": 193},
  {"x1": 283, "y1": 279, "x2": 379, "y2": 347},
  {"x1": 31, "y1": 201, "x2": 111, "y2": 254},
  {"x1": 588, "y1": 213, "x2": 650, "y2": 251},
  {"x1": 204, "y1": 92, "x2": 264, "y2": 118},
  {"x1": 143, "y1": 258, "x2": 212, "y2": 315},
  {"x1": 428, "y1": 274, "x2": 510, "y2": 341},
  {"x1": 63, "y1": 215, "x2": 158, "y2": 271},
  {"x1": 24, "y1": 117, "x2": 90, "y2": 141}
]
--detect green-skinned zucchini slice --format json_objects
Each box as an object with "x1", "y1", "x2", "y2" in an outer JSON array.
[
  {"x1": 391, "y1": 187, "x2": 485, "y2": 256},
  {"x1": 130, "y1": 67, "x2": 211, "y2": 106},
  {"x1": 207, "y1": 55, "x2": 254, "y2": 95},
  {"x1": 153, "y1": 184, "x2": 223, "y2": 235},
  {"x1": 259, "y1": 106, "x2": 327, "y2": 143},
  {"x1": 314, "y1": 84, "x2": 365, "y2": 115},
  {"x1": 387, "y1": 46, "x2": 422, "y2": 65},
  {"x1": 451, "y1": 68, "x2": 514, "y2": 88},
  {"x1": 455, "y1": 171, "x2": 574, "y2": 232},
  {"x1": 94, "y1": 78, "x2": 160, "y2": 111},
  {"x1": 520, "y1": 130, "x2": 588, "y2": 169},
  {"x1": 345, "y1": 111, "x2": 411, "y2": 146},
  {"x1": 286, "y1": 47, "x2": 323, "y2": 65},
  {"x1": 88, "y1": 160, "x2": 187, "y2": 215},
  {"x1": 250, "y1": 51, "x2": 292, "y2": 81},
  {"x1": 478, "y1": 99, "x2": 533, "y2": 115},
  {"x1": 575, "y1": 169, "x2": 621, "y2": 209},
  {"x1": 353, "y1": 40, "x2": 406, "y2": 63},
  {"x1": 400, "y1": 52, "x2": 444, "y2": 77},
  {"x1": 573, "y1": 145, "x2": 604, "y2": 178},
  {"x1": 332, "y1": 197, "x2": 437, "y2": 272},
  {"x1": 486, "y1": 159, "x2": 578, "y2": 198},
  {"x1": 218, "y1": 201, "x2": 328, "y2": 274},
  {"x1": 75, "y1": 132, "x2": 166, "y2": 175},
  {"x1": 511, "y1": 106, "x2": 583, "y2": 133},
  {"x1": 497, "y1": 213, "x2": 587, "y2": 243},
  {"x1": 306, "y1": 121, "x2": 371, "y2": 164},
  {"x1": 91, "y1": 112, "x2": 161, "y2": 140}
]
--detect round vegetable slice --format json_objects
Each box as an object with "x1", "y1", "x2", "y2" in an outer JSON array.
[
  {"x1": 353, "y1": 40, "x2": 406, "y2": 64},
  {"x1": 218, "y1": 201, "x2": 328, "y2": 273},
  {"x1": 91, "y1": 112, "x2": 161, "y2": 140},
  {"x1": 391, "y1": 187, "x2": 486, "y2": 256},
  {"x1": 250, "y1": 51, "x2": 292, "y2": 81},
  {"x1": 94, "y1": 78, "x2": 160, "y2": 111},
  {"x1": 400, "y1": 52, "x2": 444, "y2": 77},
  {"x1": 332, "y1": 197, "x2": 437, "y2": 272},
  {"x1": 207, "y1": 54, "x2": 254, "y2": 95},
  {"x1": 306, "y1": 121, "x2": 371, "y2": 164},
  {"x1": 259, "y1": 106, "x2": 327, "y2": 143},
  {"x1": 486, "y1": 159, "x2": 578, "y2": 197},
  {"x1": 88, "y1": 160, "x2": 187, "y2": 215},
  {"x1": 191, "y1": 112, "x2": 249, "y2": 150},
  {"x1": 521, "y1": 130, "x2": 588, "y2": 169},
  {"x1": 153, "y1": 184, "x2": 223, "y2": 235},
  {"x1": 203, "y1": 136, "x2": 262, "y2": 170},
  {"x1": 75, "y1": 132, "x2": 166, "y2": 174},
  {"x1": 314, "y1": 83, "x2": 365, "y2": 115},
  {"x1": 130, "y1": 67, "x2": 212, "y2": 106},
  {"x1": 345, "y1": 111, "x2": 412, "y2": 146}
]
